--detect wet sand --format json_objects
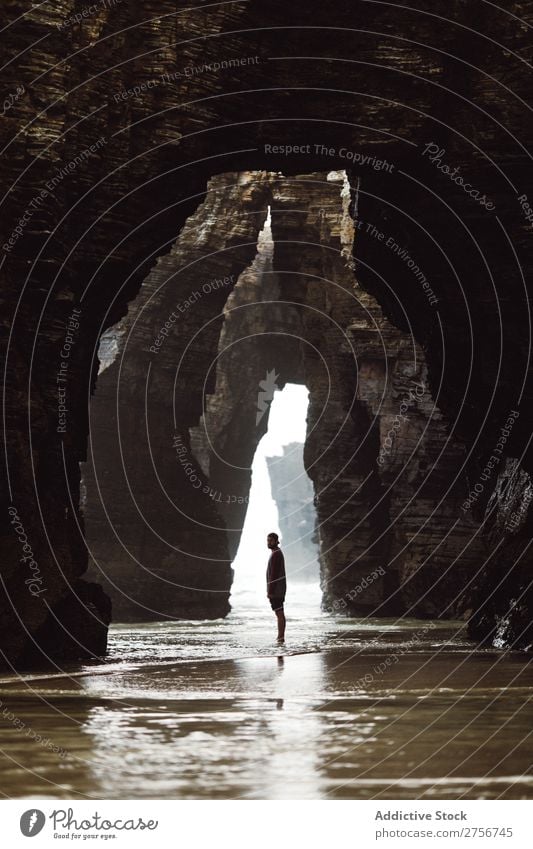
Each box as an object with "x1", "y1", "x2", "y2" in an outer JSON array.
[{"x1": 0, "y1": 602, "x2": 532, "y2": 799}]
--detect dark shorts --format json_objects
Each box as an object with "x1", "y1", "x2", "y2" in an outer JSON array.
[{"x1": 269, "y1": 596, "x2": 285, "y2": 612}]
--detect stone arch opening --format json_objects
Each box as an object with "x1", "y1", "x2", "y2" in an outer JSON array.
[
  {"x1": 80, "y1": 167, "x2": 481, "y2": 628},
  {"x1": 230, "y1": 382, "x2": 321, "y2": 608}
]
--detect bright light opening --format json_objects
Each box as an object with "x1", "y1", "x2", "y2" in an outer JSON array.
[{"x1": 231, "y1": 383, "x2": 321, "y2": 608}]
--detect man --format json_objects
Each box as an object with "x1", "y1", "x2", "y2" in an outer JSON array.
[{"x1": 266, "y1": 532, "x2": 286, "y2": 643}]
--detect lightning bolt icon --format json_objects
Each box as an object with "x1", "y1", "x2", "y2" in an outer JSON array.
[
  {"x1": 28, "y1": 811, "x2": 38, "y2": 833},
  {"x1": 256, "y1": 369, "x2": 280, "y2": 424}
]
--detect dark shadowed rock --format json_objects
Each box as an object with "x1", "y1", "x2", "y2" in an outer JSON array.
[{"x1": 1, "y1": 1, "x2": 532, "y2": 663}]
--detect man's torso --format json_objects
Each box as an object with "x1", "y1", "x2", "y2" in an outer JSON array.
[{"x1": 267, "y1": 548, "x2": 286, "y2": 598}]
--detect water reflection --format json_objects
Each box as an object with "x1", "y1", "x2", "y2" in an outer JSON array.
[
  {"x1": 0, "y1": 601, "x2": 532, "y2": 800},
  {"x1": 231, "y1": 652, "x2": 326, "y2": 799}
]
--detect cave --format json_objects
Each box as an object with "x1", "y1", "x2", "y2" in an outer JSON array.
[
  {"x1": 2, "y1": 1, "x2": 533, "y2": 670},
  {"x1": 82, "y1": 166, "x2": 489, "y2": 627}
]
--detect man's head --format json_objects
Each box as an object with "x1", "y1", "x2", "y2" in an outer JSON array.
[{"x1": 267, "y1": 532, "x2": 279, "y2": 549}]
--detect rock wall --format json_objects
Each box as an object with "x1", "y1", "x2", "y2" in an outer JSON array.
[
  {"x1": 83, "y1": 169, "x2": 489, "y2": 624},
  {"x1": 466, "y1": 459, "x2": 533, "y2": 649},
  {"x1": 1, "y1": 0, "x2": 532, "y2": 664},
  {"x1": 268, "y1": 172, "x2": 489, "y2": 617},
  {"x1": 189, "y1": 206, "x2": 305, "y2": 560}
]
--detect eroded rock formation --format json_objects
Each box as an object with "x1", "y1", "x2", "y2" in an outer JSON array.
[
  {"x1": 189, "y1": 205, "x2": 304, "y2": 559},
  {"x1": 82, "y1": 172, "x2": 271, "y2": 620},
  {"x1": 84, "y1": 169, "x2": 495, "y2": 626},
  {"x1": 1, "y1": 0, "x2": 533, "y2": 664},
  {"x1": 268, "y1": 173, "x2": 490, "y2": 617}
]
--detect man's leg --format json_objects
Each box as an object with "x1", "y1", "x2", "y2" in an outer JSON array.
[{"x1": 275, "y1": 608, "x2": 286, "y2": 641}]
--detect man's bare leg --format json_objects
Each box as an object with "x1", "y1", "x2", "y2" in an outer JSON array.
[{"x1": 275, "y1": 609, "x2": 286, "y2": 642}]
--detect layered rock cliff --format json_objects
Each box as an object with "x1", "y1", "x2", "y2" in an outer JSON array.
[{"x1": 83, "y1": 168, "x2": 499, "y2": 627}]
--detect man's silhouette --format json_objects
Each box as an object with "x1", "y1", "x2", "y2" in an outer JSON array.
[{"x1": 266, "y1": 532, "x2": 286, "y2": 643}]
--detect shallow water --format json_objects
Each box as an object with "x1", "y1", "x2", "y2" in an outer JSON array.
[{"x1": 0, "y1": 586, "x2": 532, "y2": 800}]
